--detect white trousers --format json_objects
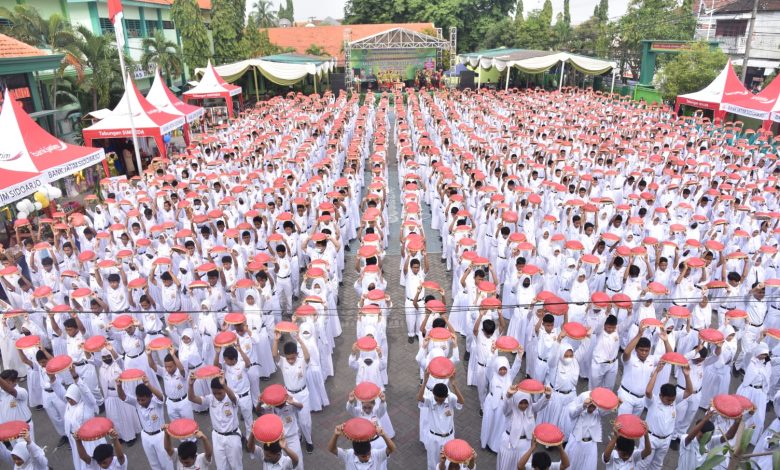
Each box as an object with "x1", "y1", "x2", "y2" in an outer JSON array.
[
  {"x1": 212, "y1": 430, "x2": 243, "y2": 470},
  {"x1": 141, "y1": 430, "x2": 174, "y2": 470},
  {"x1": 166, "y1": 397, "x2": 194, "y2": 421},
  {"x1": 589, "y1": 360, "x2": 617, "y2": 390}
]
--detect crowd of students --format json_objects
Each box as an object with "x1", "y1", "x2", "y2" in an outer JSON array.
[{"x1": 0, "y1": 86, "x2": 778, "y2": 470}]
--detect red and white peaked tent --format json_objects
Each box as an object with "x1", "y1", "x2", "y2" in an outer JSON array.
[
  {"x1": 146, "y1": 68, "x2": 204, "y2": 145},
  {"x1": 82, "y1": 74, "x2": 186, "y2": 159},
  {"x1": 675, "y1": 60, "x2": 750, "y2": 120},
  {"x1": 721, "y1": 74, "x2": 780, "y2": 130},
  {"x1": 0, "y1": 88, "x2": 105, "y2": 205},
  {"x1": 183, "y1": 60, "x2": 243, "y2": 118}
]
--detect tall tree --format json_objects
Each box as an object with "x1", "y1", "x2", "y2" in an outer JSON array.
[
  {"x1": 0, "y1": 6, "x2": 76, "y2": 107},
  {"x1": 141, "y1": 31, "x2": 183, "y2": 87},
  {"x1": 240, "y1": 17, "x2": 277, "y2": 58},
  {"x1": 657, "y1": 41, "x2": 726, "y2": 100},
  {"x1": 252, "y1": 0, "x2": 278, "y2": 27},
  {"x1": 284, "y1": 0, "x2": 294, "y2": 22},
  {"x1": 515, "y1": 0, "x2": 523, "y2": 22},
  {"x1": 65, "y1": 25, "x2": 124, "y2": 110},
  {"x1": 596, "y1": 0, "x2": 609, "y2": 21},
  {"x1": 563, "y1": 0, "x2": 571, "y2": 27},
  {"x1": 614, "y1": 0, "x2": 696, "y2": 80},
  {"x1": 171, "y1": 0, "x2": 211, "y2": 74},
  {"x1": 540, "y1": 0, "x2": 553, "y2": 26},
  {"x1": 211, "y1": 0, "x2": 243, "y2": 63}
]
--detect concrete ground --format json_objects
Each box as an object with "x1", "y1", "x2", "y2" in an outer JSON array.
[{"x1": 16, "y1": 111, "x2": 769, "y2": 469}]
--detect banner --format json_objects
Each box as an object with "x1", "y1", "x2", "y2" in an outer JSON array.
[{"x1": 350, "y1": 48, "x2": 436, "y2": 81}]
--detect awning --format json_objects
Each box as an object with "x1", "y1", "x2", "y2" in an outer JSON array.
[
  {"x1": 459, "y1": 48, "x2": 616, "y2": 75},
  {"x1": 146, "y1": 68, "x2": 204, "y2": 124},
  {"x1": 193, "y1": 54, "x2": 335, "y2": 86},
  {"x1": 721, "y1": 74, "x2": 780, "y2": 121},
  {"x1": 676, "y1": 60, "x2": 750, "y2": 112},
  {"x1": 0, "y1": 88, "x2": 105, "y2": 205}
]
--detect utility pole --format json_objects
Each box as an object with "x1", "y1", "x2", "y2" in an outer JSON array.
[{"x1": 740, "y1": 0, "x2": 759, "y2": 83}]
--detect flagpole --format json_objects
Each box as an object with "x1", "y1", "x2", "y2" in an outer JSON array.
[{"x1": 110, "y1": 2, "x2": 143, "y2": 176}]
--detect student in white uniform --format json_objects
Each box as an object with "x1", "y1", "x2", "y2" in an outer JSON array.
[
  {"x1": 8, "y1": 430, "x2": 48, "y2": 470},
  {"x1": 214, "y1": 345, "x2": 255, "y2": 437},
  {"x1": 187, "y1": 374, "x2": 243, "y2": 470},
  {"x1": 404, "y1": 258, "x2": 425, "y2": 343},
  {"x1": 416, "y1": 371, "x2": 465, "y2": 470},
  {"x1": 75, "y1": 429, "x2": 127, "y2": 470},
  {"x1": 642, "y1": 362, "x2": 693, "y2": 470},
  {"x1": 163, "y1": 427, "x2": 214, "y2": 470},
  {"x1": 617, "y1": 327, "x2": 670, "y2": 416},
  {"x1": 589, "y1": 314, "x2": 622, "y2": 390},
  {"x1": 148, "y1": 347, "x2": 193, "y2": 421},
  {"x1": 274, "y1": 245, "x2": 294, "y2": 318},
  {"x1": 247, "y1": 435, "x2": 299, "y2": 470},
  {"x1": 273, "y1": 331, "x2": 314, "y2": 454},
  {"x1": 117, "y1": 376, "x2": 173, "y2": 470},
  {"x1": 327, "y1": 422, "x2": 396, "y2": 470},
  {"x1": 601, "y1": 423, "x2": 651, "y2": 470},
  {"x1": 0, "y1": 369, "x2": 33, "y2": 440},
  {"x1": 678, "y1": 410, "x2": 740, "y2": 470},
  {"x1": 516, "y1": 437, "x2": 570, "y2": 470}
]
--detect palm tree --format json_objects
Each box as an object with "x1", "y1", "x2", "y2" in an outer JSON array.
[
  {"x1": 65, "y1": 25, "x2": 125, "y2": 110},
  {"x1": 0, "y1": 6, "x2": 76, "y2": 107},
  {"x1": 305, "y1": 44, "x2": 327, "y2": 56},
  {"x1": 141, "y1": 31, "x2": 183, "y2": 88},
  {"x1": 252, "y1": 0, "x2": 277, "y2": 28}
]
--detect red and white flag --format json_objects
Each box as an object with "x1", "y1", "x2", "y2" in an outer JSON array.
[{"x1": 108, "y1": 0, "x2": 125, "y2": 48}]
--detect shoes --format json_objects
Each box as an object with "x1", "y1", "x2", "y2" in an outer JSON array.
[
  {"x1": 479, "y1": 409, "x2": 483, "y2": 417},
  {"x1": 463, "y1": 351, "x2": 471, "y2": 362},
  {"x1": 56, "y1": 436, "x2": 69, "y2": 448},
  {"x1": 124, "y1": 438, "x2": 137, "y2": 447},
  {"x1": 305, "y1": 443, "x2": 314, "y2": 454},
  {"x1": 408, "y1": 336, "x2": 415, "y2": 344},
  {"x1": 34, "y1": 405, "x2": 43, "y2": 410}
]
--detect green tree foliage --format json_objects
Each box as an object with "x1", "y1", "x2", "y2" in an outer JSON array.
[
  {"x1": 211, "y1": 0, "x2": 244, "y2": 63},
  {"x1": 141, "y1": 31, "x2": 183, "y2": 87},
  {"x1": 657, "y1": 41, "x2": 727, "y2": 100},
  {"x1": 252, "y1": 0, "x2": 278, "y2": 27},
  {"x1": 277, "y1": 0, "x2": 294, "y2": 23},
  {"x1": 171, "y1": 0, "x2": 211, "y2": 74},
  {"x1": 515, "y1": 0, "x2": 523, "y2": 21},
  {"x1": 65, "y1": 25, "x2": 125, "y2": 110},
  {"x1": 305, "y1": 44, "x2": 327, "y2": 56},
  {"x1": 0, "y1": 5, "x2": 76, "y2": 107},
  {"x1": 614, "y1": 0, "x2": 696, "y2": 80},
  {"x1": 240, "y1": 18, "x2": 278, "y2": 58}
]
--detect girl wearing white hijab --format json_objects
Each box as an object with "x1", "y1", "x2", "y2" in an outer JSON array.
[
  {"x1": 176, "y1": 328, "x2": 209, "y2": 413},
  {"x1": 495, "y1": 385, "x2": 550, "y2": 470},
  {"x1": 699, "y1": 323, "x2": 736, "y2": 406},
  {"x1": 349, "y1": 338, "x2": 387, "y2": 389},
  {"x1": 567, "y1": 269, "x2": 590, "y2": 325},
  {"x1": 62, "y1": 367, "x2": 101, "y2": 470},
  {"x1": 10, "y1": 431, "x2": 48, "y2": 470},
  {"x1": 736, "y1": 341, "x2": 771, "y2": 445},
  {"x1": 538, "y1": 343, "x2": 580, "y2": 436},
  {"x1": 480, "y1": 355, "x2": 521, "y2": 452},
  {"x1": 299, "y1": 323, "x2": 330, "y2": 412},
  {"x1": 239, "y1": 290, "x2": 276, "y2": 378}
]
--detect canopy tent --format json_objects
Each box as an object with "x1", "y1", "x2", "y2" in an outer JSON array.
[
  {"x1": 193, "y1": 54, "x2": 335, "y2": 92},
  {"x1": 146, "y1": 68, "x2": 204, "y2": 145},
  {"x1": 675, "y1": 60, "x2": 750, "y2": 120},
  {"x1": 184, "y1": 60, "x2": 243, "y2": 118},
  {"x1": 0, "y1": 88, "x2": 105, "y2": 205},
  {"x1": 721, "y1": 74, "x2": 780, "y2": 129},
  {"x1": 458, "y1": 48, "x2": 617, "y2": 90},
  {"x1": 82, "y1": 75, "x2": 186, "y2": 160}
]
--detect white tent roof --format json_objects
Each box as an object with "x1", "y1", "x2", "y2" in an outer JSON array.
[
  {"x1": 185, "y1": 60, "x2": 242, "y2": 98},
  {"x1": 146, "y1": 69, "x2": 205, "y2": 123},
  {"x1": 459, "y1": 49, "x2": 616, "y2": 75},
  {"x1": 676, "y1": 60, "x2": 749, "y2": 110}
]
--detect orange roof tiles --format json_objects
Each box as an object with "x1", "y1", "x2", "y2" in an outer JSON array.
[
  {"x1": 266, "y1": 23, "x2": 435, "y2": 61},
  {"x1": 0, "y1": 34, "x2": 47, "y2": 59}
]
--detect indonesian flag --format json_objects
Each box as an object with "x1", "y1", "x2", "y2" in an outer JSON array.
[{"x1": 108, "y1": 0, "x2": 125, "y2": 48}]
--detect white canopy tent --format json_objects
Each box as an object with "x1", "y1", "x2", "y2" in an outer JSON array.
[{"x1": 458, "y1": 48, "x2": 617, "y2": 90}]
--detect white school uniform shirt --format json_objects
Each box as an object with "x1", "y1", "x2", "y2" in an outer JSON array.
[
  {"x1": 176, "y1": 453, "x2": 212, "y2": 470},
  {"x1": 620, "y1": 352, "x2": 661, "y2": 396},
  {"x1": 160, "y1": 283, "x2": 182, "y2": 311},
  {"x1": 105, "y1": 285, "x2": 129, "y2": 311},
  {"x1": 592, "y1": 329, "x2": 620, "y2": 364},
  {"x1": 0, "y1": 385, "x2": 31, "y2": 423},
  {"x1": 405, "y1": 270, "x2": 424, "y2": 301},
  {"x1": 223, "y1": 362, "x2": 250, "y2": 394},
  {"x1": 276, "y1": 257, "x2": 291, "y2": 278},
  {"x1": 262, "y1": 404, "x2": 300, "y2": 438},
  {"x1": 419, "y1": 393, "x2": 461, "y2": 435},
  {"x1": 66, "y1": 332, "x2": 87, "y2": 363},
  {"x1": 202, "y1": 394, "x2": 239, "y2": 433},
  {"x1": 163, "y1": 370, "x2": 188, "y2": 400},
  {"x1": 337, "y1": 448, "x2": 388, "y2": 470},
  {"x1": 125, "y1": 395, "x2": 165, "y2": 432},
  {"x1": 604, "y1": 449, "x2": 644, "y2": 470},
  {"x1": 277, "y1": 356, "x2": 307, "y2": 391},
  {"x1": 644, "y1": 395, "x2": 676, "y2": 437}
]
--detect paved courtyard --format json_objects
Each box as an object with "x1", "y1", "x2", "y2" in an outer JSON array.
[{"x1": 18, "y1": 110, "x2": 766, "y2": 469}]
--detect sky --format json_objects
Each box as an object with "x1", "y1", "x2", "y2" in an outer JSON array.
[{"x1": 285, "y1": 0, "x2": 631, "y2": 23}]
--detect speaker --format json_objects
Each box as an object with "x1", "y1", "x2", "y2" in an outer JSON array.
[
  {"x1": 459, "y1": 70, "x2": 475, "y2": 90},
  {"x1": 330, "y1": 73, "x2": 346, "y2": 93}
]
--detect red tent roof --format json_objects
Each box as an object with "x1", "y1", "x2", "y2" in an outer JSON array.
[
  {"x1": 721, "y1": 74, "x2": 780, "y2": 120},
  {"x1": 146, "y1": 68, "x2": 204, "y2": 124},
  {"x1": 83, "y1": 74, "x2": 185, "y2": 140},
  {"x1": 183, "y1": 60, "x2": 241, "y2": 100},
  {"x1": 676, "y1": 60, "x2": 750, "y2": 111},
  {"x1": 0, "y1": 88, "x2": 104, "y2": 204}
]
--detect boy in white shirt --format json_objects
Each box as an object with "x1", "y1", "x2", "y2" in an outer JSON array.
[
  {"x1": 602, "y1": 423, "x2": 651, "y2": 470},
  {"x1": 247, "y1": 436, "x2": 299, "y2": 470},
  {"x1": 163, "y1": 427, "x2": 214, "y2": 470}
]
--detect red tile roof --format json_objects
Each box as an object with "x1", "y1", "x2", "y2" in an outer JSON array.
[
  {"x1": 0, "y1": 34, "x2": 47, "y2": 59},
  {"x1": 266, "y1": 23, "x2": 436, "y2": 61}
]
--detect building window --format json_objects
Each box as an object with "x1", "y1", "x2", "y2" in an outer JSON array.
[
  {"x1": 0, "y1": 18, "x2": 12, "y2": 27},
  {"x1": 124, "y1": 19, "x2": 141, "y2": 37},
  {"x1": 99, "y1": 17, "x2": 114, "y2": 33},
  {"x1": 715, "y1": 19, "x2": 748, "y2": 37},
  {"x1": 146, "y1": 20, "x2": 158, "y2": 35},
  {"x1": 162, "y1": 20, "x2": 174, "y2": 30}
]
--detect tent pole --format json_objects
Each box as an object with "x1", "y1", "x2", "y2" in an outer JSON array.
[
  {"x1": 253, "y1": 67, "x2": 259, "y2": 101},
  {"x1": 505, "y1": 66, "x2": 510, "y2": 90},
  {"x1": 314, "y1": 74, "x2": 318, "y2": 95},
  {"x1": 558, "y1": 61, "x2": 565, "y2": 91},
  {"x1": 477, "y1": 67, "x2": 481, "y2": 89},
  {"x1": 610, "y1": 70, "x2": 616, "y2": 94}
]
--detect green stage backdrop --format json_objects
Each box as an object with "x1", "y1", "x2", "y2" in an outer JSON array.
[{"x1": 350, "y1": 48, "x2": 436, "y2": 80}]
